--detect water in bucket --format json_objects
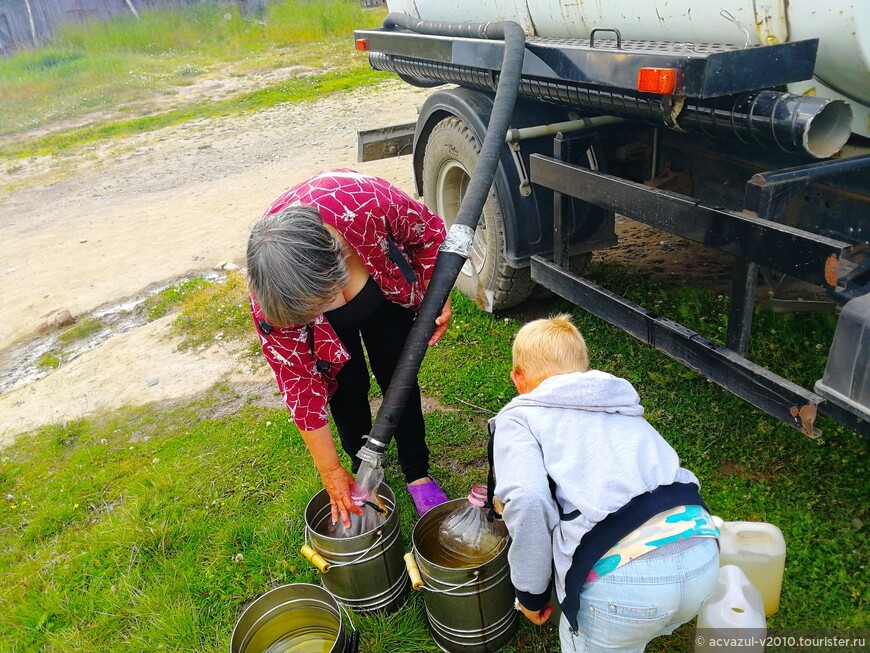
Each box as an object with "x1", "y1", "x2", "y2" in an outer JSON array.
[
  {"x1": 326, "y1": 484, "x2": 387, "y2": 538},
  {"x1": 260, "y1": 608, "x2": 340, "y2": 653},
  {"x1": 231, "y1": 584, "x2": 350, "y2": 653},
  {"x1": 304, "y1": 483, "x2": 409, "y2": 613},
  {"x1": 434, "y1": 484, "x2": 508, "y2": 568}
]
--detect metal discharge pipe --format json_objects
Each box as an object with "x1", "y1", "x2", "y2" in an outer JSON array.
[
  {"x1": 369, "y1": 53, "x2": 853, "y2": 159},
  {"x1": 356, "y1": 16, "x2": 526, "y2": 474}
]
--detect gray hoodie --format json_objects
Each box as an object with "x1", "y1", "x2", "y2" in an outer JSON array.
[{"x1": 490, "y1": 370, "x2": 700, "y2": 613}]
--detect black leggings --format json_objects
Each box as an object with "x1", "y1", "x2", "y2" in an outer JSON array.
[{"x1": 325, "y1": 279, "x2": 429, "y2": 484}]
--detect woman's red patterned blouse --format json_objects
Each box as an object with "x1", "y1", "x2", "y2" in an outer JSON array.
[{"x1": 249, "y1": 169, "x2": 446, "y2": 431}]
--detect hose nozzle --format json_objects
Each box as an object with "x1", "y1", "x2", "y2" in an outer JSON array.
[{"x1": 354, "y1": 444, "x2": 386, "y2": 498}]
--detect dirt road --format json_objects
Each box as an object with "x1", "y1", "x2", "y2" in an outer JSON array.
[{"x1": 0, "y1": 79, "x2": 432, "y2": 446}]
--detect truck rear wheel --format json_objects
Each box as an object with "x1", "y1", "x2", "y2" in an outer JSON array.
[{"x1": 422, "y1": 116, "x2": 536, "y2": 312}]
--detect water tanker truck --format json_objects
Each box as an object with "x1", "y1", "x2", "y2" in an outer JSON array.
[{"x1": 353, "y1": 0, "x2": 870, "y2": 439}]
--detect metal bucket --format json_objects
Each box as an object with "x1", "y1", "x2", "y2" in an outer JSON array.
[
  {"x1": 230, "y1": 583, "x2": 355, "y2": 653},
  {"x1": 406, "y1": 499, "x2": 517, "y2": 653},
  {"x1": 303, "y1": 482, "x2": 409, "y2": 613}
]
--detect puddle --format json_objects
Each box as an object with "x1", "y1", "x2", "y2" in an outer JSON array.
[{"x1": 0, "y1": 271, "x2": 225, "y2": 395}]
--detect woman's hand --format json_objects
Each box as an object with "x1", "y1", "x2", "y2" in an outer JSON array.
[
  {"x1": 299, "y1": 425, "x2": 363, "y2": 528},
  {"x1": 428, "y1": 295, "x2": 452, "y2": 346},
  {"x1": 517, "y1": 600, "x2": 554, "y2": 626},
  {"x1": 320, "y1": 464, "x2": 363, "y2": 528}
]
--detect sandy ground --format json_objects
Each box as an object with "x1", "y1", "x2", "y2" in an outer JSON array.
[{"x1": 0, "y1": 79, "x2": 433, "y2": 448}]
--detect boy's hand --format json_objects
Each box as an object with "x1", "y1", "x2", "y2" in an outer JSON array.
[{"x1": 517, "y1": 600, "x2": 554, "y2": 625}]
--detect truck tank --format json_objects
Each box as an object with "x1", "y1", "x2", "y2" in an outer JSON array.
[{"x1": 384, "y1": 0, "x2": 870, "y2": 139}]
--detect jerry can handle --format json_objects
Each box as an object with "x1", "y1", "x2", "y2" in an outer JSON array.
[
  {"x1": 301, "y1": 544, "x2": 331, "y2": 573},
  {"x1": 732, "y1": 522, "x2": 780, "y2": 539},
  {"x1": 404, "y1": 552, "x2": 424, "y2": 590}
]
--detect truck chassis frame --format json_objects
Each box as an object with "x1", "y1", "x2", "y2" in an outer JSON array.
[{"x1": 529, "y1": 144, "x2": 870, "y2": 438}]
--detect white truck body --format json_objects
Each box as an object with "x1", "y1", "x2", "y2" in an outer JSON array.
[{"x1": 385, "y1": 0, "x2": 870, "y2": 138}]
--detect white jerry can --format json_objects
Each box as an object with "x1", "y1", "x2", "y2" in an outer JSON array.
[
  {"x1": 718, "y1": 520, "x2": 786, "y2": 616},
  {"x1": 695, "y1": 565, "x2": 767, "y2": 653}
]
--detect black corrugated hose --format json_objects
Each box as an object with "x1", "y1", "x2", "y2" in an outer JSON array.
[{"x1": 360, "y1": 14, "x2": 526, "y2": 456}]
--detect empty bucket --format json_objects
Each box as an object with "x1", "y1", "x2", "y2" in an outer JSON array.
[
  {"x1": 303, "y1": 482, "x2": 409, "y2": 613},
  {"x1": 406, "y1": 498, "x2": 517, "y2": 653},
  {"x1": 231, "y1": 583, "x2": 358, "y2": 653}
]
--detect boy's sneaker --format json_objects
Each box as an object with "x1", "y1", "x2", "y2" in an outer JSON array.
[{"x1": 407, "y1": 478, "x2": 449, "y2": 516}]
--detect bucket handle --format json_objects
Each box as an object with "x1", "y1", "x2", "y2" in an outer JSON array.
[
  {"x1": 302, "y1": 530, "x2": 386, "y2": 574},
  {"x1": 301, "y1": 545, "x2": 331, "y2": 573},
  {"x1": 403, "y1": 551, "x2": 481, "y2": 594},
  {"x1": 404, "y1": 552, "x2": 424, "y2": 590},
  {"x1": 316, "y1": 586, "x2": 359, "y2": 653},
  {"x1": 345, "y1": 630, "x2": 360, "y2": 653}
]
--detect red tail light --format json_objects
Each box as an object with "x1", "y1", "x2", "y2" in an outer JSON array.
[{"x1": 637, "y1": 68, "x2": 677, "y2": 94}]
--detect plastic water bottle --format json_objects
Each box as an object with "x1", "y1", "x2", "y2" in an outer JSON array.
[
  {"x1": 327, "y1": 484, "x2": 387, "y2": 538},
  {"x1": 436, "y1": 484, "x2": 508, "y2": 568},
  {"x1": 718, "y1": 520, "x2": 786, "y2": 616},
  {"x1": 694, "y1": 565, "x2": 766, "y2": 652}
]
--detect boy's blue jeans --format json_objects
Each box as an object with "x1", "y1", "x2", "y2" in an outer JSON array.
[{"x1": 559, "y1": 537, "x2": 719, "y2": 652}]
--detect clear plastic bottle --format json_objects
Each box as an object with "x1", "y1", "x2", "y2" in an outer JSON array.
[
  {"x1": 436, "y1": 484, "x2": 508, "y2": 567},
  {"x1": 327, "y1": 484, "x2": 387, "y2": 538}
]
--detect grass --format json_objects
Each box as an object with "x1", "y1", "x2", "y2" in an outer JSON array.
[
  {"x1": 143, "y1": 275, "x2": 215, "y2": 321},
  {"x1": 57, "y1": 317, "x2": 104, "y2": 348},
  {"x1": 0, "y1": 1, "x2": 389, "y2": 158},
  {"x1": 33, "y1": 318, "x2": 105, "y2": 372},
  {"x1": 36, "y1": 351, "x2": 62, "y2": 370},
  {"x1": 170, "y1": 271, "x2": 258, "y2": 354},
  {"x1": 2, "y1": 266, "x2": 866, "y2": 652}
]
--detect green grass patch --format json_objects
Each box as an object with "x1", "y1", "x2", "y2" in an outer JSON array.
[
  {"x1": 37, "y1": 351, "x2": 62, "y2": 369},
  {"x1": 583, "y1": 261, "x2": 839, "y2": 389},
  {"x1": 1, "y1": 63, "x2": 389, "y2": 159},
  {"x1": 143, "y1": 275, "x2": 215, "y2": 321},
  {"x1": 170, "y1": 271, "x2": 255, "y2": 351},
  {"x1": 57, "y1": 316, "x2": 104, "y2": 347}
]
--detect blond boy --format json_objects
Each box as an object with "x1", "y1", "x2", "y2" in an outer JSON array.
[{"x1": 491, "y1": 315, "x2": 719, "y2": 653}]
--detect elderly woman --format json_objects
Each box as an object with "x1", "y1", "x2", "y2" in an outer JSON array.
[{"x1": 247, "y1": 169, "x2": 452, "y2": 527}]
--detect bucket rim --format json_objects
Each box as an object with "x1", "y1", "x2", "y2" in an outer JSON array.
[
  {"x1": 411, "y1": 498, "x2": 510, "y2": 572},
  {"x1": 304, "y1": 482, "x2": 397, "y2": 543},
  {"x1": 230, "y1": 582, "x2": 345, "y2": 653}
]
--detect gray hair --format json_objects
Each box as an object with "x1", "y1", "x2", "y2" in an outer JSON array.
[{"x1": 247, "y1": 205, "x2": 348, "y2": 326}]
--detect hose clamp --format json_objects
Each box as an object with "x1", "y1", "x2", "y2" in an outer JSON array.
[{"x1": 358, "y1": 443, "x2": 386, "y2": 463}]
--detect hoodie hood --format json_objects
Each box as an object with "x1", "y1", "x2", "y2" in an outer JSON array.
[{"x1": 499, "y1": 370, "x2": 644, "y2": 417}]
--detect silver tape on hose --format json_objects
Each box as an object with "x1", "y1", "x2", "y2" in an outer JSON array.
[{"x1": 440, "y1": 224, "x2": 475, "y2": 258}]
